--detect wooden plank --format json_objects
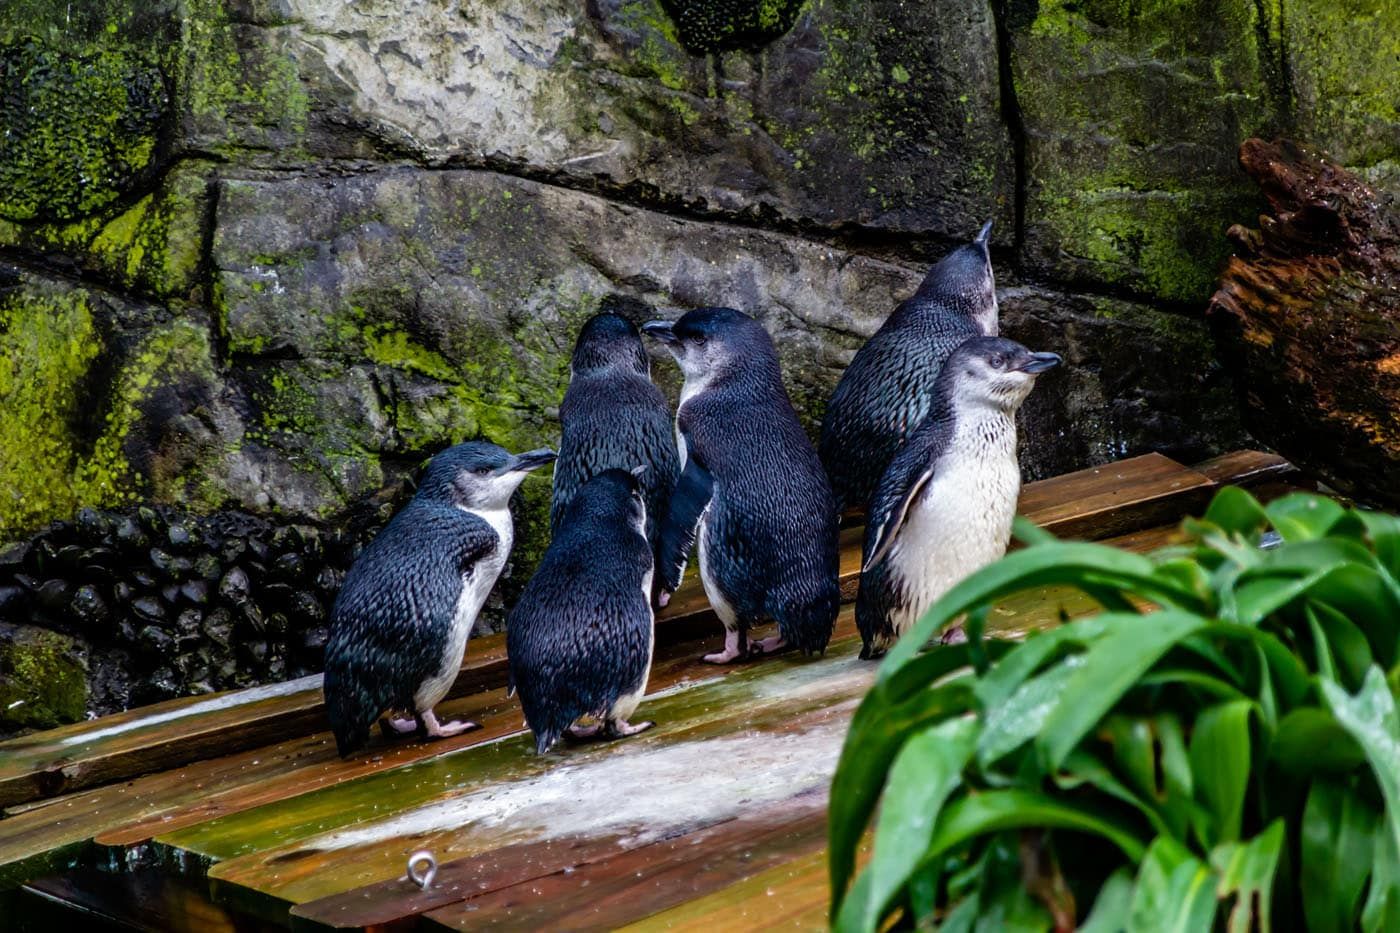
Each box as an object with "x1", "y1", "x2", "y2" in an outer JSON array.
[
  {"x1": 419, "y1": 793, "x2": 829, "y2": 932},
  {"x1": 15, "y1": 869, "x2": 280, "y2": 933},
  {"x1": 1017, "y1": 452, "x2": 1216, "y2": 540},
  {"x1": 0, "y1": 450, "x2": 1237, "y2": 811},
  {"x1": 1193, "y1": 449, "x2": 1297, "y2": 487},
  {"x1": 191, "y1": 641, "x2": 870, "y2": 912},
  {"x1": 616, "y1": 847, "x2": 836, "y2": 932}
]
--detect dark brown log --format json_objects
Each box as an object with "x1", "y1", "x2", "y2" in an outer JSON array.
[{"x1": 1210, "y1": 138, "x2": 1400, "y2": 507}]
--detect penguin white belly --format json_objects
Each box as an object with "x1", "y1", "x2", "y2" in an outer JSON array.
[
  {"x1": 696, "y1": 507, "x2": 739, "y2": 631},
  {"x1": 886, "y1": 454, "x2": 1019, "y2": 637},
  {"x1": 415, "y1": 508, "x2": 512, "y2": 712},
  {"x1": 609, "y1": 567, "x2": 656, "y2": 723}
]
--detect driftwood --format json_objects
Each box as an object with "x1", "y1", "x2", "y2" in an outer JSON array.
[{"x1": 1210, "y1": 138, "x2": 1400, "y2": 507}]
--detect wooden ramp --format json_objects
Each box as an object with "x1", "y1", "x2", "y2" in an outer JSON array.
[{"x1": 0, "y1": 451, "x2": 1300, "y2": 930}]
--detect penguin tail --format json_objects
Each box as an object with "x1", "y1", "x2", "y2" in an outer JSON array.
[
  {"x1": 774, "y1": 590, "x2": 840, "y2": 657},
  {"x1": 324, "y1": 669, "x2": 378, "y2": 758}
]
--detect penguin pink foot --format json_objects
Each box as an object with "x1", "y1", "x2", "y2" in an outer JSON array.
[
  {"x1": 419, "y1": 709, "x2": 481, "y2": 739},
  {"x1": 381, "y1": 715, "x2": 419, "y2": 735},
  {"x1": 703, "y1": 629, "x2": 746, "y2": 664},
  {"x1": 606, "y1": 719, "x2": 654, "y2": 738},
  {"x1": 752, "y1": 633, "x2": 787, "y2": 654},
  {"x1": 565, "y1": 722, "x2": 604, "y2": 740}
]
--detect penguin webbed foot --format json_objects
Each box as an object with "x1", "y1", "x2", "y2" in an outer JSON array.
[
  {"x1": 751, "y1": 633, "x2": 787, "y2": 656},
  {"x1": 380, "y1": 714, "x2": 421, "y2": 736},
  {"x1": 606, "y1": 718, "x2": 654, "y2": 739},
  {"x1": 939, "y1": 625, "x2": 968, "y2": 646},
  {"x1": 702, "y1": 629, "x2": 747, "y2": 664},
  {"x1": 565, "y1": 722, "x2": 605, "y2": 741},
  {"x1": 418, "y1": 709, "x2": 481, "y2": 739}
]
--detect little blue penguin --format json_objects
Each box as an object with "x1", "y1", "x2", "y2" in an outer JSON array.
[
  {"x1": 819, "y1": 221, "x2": 1000, "y2": 514},
  {"x1": 509, "y1": 467, "x2": 656, "y2": 754},
  {"x1": 551, "y1": 312, "x2": 680, "y2": 603},
  {"x1": 323, "y1": 441, "x2": 557, "y2": 757},
  {"x1": 642, "y1": 308, "x2": 839, "y2": 663},
  {"x1": 856, "y1": 336, "x2": 1060, "y2": 659}
]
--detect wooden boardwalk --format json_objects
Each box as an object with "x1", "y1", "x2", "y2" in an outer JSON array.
[{"x1": 0, "y1": 451, "x2": 1300, "y2": 930}]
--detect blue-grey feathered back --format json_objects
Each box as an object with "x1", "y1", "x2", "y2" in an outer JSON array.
[
  {"x1": 323, "y1": 499, "x2": 499, "y2": 756},
  {"x1": 674, "y1": 308, "x2": 840, "y2": 654},
  {"x1": 552, "y1": 313, "x2": 679, "y2": 554},
  {"x1": 819, "y1": 230, "x2": 997, "y2": 513},
  {"x1": 509, "y1": 469, "x2": 654, "y2": 754}
]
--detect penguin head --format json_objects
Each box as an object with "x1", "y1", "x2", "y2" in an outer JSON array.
[
  {"x1": 641, "y1": 307, "x2": 774, "y2": 386},
  {"x1": 911, "y1": 219, "x2": 998, "y2": 334},
  {"x1": 561, "y1": 467, "x2": 648, "y2": 536},
  {"x1": 417, "y1": 441, "x2": 558, "y2": 511},
  {"x1": 939, "y1": 335, "x2": 1061, "y2": 413},
  {"x1": 571, "y1": 312, "x2": 650, "y2": 377}
]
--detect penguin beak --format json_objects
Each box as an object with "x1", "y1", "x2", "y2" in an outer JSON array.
[
  {"x1": 975, "y1": 219, "x2": 994, "y2": 249},
  {"x1": 1014, "y1": 351, "x2": 1062, "y2": 375},
  {"x1": 640, "y1": 320, "x2": 679, "y2": 345},
  {"x1": 503, "y1": 448, "x2": 557, "y2": 474}
]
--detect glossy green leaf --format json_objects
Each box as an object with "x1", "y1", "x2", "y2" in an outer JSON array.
[
  {"x1": 973, "y1": 617, "x2": 1108, "y2": 712},
  {"x1": 880, "y1": 544, "x2": 1200, "y2": 681},
  {"x1": 1268, "y1": 706, "x2": 1365, "y2": 775},
  {"x1": 923, "y1": 790, "x2": 1148, "y2": 864},
  {"x1": 1013, "y1": 513, "x2": 1058, "y2": 548},
  {"x1": 1266, "y1": 492, "x2": 1348, "y2": 542},
  {"x1": 977, "y1": 655, "x2": 1083, "y2": 767},
  {"x1": 1189, "y1": 700, "x2": 1253, "y2": 846},
  {"x1": 835, "y1": 716, "x2": 977, "y2": 933},
  {"x1": 1127, "y1": 838, "x2": 1217, "y2": 933},
  {"x1": 1321, "y1": 668, "x2": 1400, "y2": 861},
  {"x1": 1356, "y1": 510, "x2": 1400, "y2": 577},
  {"x1": 1035, "y1": 611, "x2": 1208, "y2": 771},
  {"x1": 1202, "y1": 486, "x2": 1269, "y2": 540},
  {"x1": 1363, "y1": 822, "x2": 1400, "y2": 933},
  {"x1": 828, "y1": 679, "x2": 973, "y2": 915},
  {"x1": 1080, "y1": 869, "x2": 1135, "y2": 933},
  {"x1": 1309, "y1": 601, "x2": 1373, "y2": 689},
  {"x1": 1301, "y1": 779, "x2": 1374, "y2": 933},
  {"x1": 1211, "y1": 820, "x2": 1283, "y2": 933}
]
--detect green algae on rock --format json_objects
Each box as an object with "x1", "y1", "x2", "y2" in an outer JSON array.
[
  {"x1": 659, "y1": 0, "x2": 805, "y2": 53},
  {"x1": 0, "y1": 39, "x2": 170, "y2": 223},
  {"x1": 1008, "y1": 0, "x2": 1282, "y2": 304},
  {"x1": 0, "y1": 623, "x2": 88, "y2": 730}
]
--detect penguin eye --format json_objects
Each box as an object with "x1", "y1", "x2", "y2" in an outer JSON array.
[
  {"x1": 988, "y1": 353, "x2": 1006, "y2": 370},
  {"x1": 473, "y1": 466, "x2": 491, "y2": 476},
  {"x1": 691, "y1": 334, "x2": 707, "y2": 348}
]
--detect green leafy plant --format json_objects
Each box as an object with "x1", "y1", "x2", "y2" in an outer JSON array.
[{"x1": 828, "y1": 489, "x2": 1400, "y2": 932}]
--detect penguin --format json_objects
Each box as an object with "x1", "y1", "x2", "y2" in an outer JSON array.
[
  {"x1": 508, "y1": 467, "x2": 655, "y2": 754},
  {"x1": 855, "y1": 336, "x2": 1061, "y2": 659},
  {"x1": 642, "y1": 308, "x2": 840, "y2": 663},
  {"x1": 551, "y1": 312, "x2": 680, "y2": 604},
  {"x1": 323, "y1": 441, "x2": 557, "y2": 757},
  {"x1": 819, "y1": 220, "x2": 1000, "y2": 514}
]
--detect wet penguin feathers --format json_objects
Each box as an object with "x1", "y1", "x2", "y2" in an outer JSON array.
[
  {"x1": 856, "y1": 336, "x2": 1060, "y2": 658},
  {"x1": 324, "y1": 441, "x2": 555, "y2": 757},
  {"x1": 509, "y1": 468, "x2": 655, "y2": 754},
  {"x1": 645, "y1": 307, "x2": 840, "y2": 658},
  {"x1": 552, "y1": 312, "x2": 680, "y2": 566},
  {"x1": 819, "y1": 221, "x2": 1000, "y2": 513}
]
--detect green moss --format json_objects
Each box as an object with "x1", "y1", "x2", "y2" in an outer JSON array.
[
  {"x1": 178, "y1": 0, "x2": 309, "y2": 150},
  {"x1": 1286, "y1": 0, "x2": 1400, "y2": 185},
  {"x1": 0, "y1": 625, "x2": 88, "y2": 730},
  {"x1": 0, "y1": 279, "x2": 218, "y2": 539},
  {"x1": 0, "y1": 287, "x2": 104, "y2": 537},
  {"x1": 0, "y1": 38, "x2": 168, "y2": 222},
  {"x1": 659, "y1": 0, "x2": 805, "y2": 53}
]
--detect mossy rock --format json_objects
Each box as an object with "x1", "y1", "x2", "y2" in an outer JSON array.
[
  {"x1": 1008, "y1": 0, "x2": 1283, "y2": 304},
  {"x1": 0, "y1": 623, "x2": 88, "y2": 730},
  {"x1": 0, "y1": 38, "x2": 170, "y2": 223},
  {"x1": 659, "y1": 0, "x2": 805, "y2": 52}
]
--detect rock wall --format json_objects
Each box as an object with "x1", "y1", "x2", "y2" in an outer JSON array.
[{"x1": 1, "y1": 0, "x2": 1396, "y2": 729}]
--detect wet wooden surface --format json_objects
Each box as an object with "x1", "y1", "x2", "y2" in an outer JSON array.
[{"x1": 0, "y1": 450, "x2": 1299, "y2": 930}]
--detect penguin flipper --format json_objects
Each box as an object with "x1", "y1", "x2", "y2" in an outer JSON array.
[
  {"x1": 657, "y1": 436, "x2": 713, "y2": 592},
  {"x1": 864, "y1": 464, "x2": 934, "y2": 573}
]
